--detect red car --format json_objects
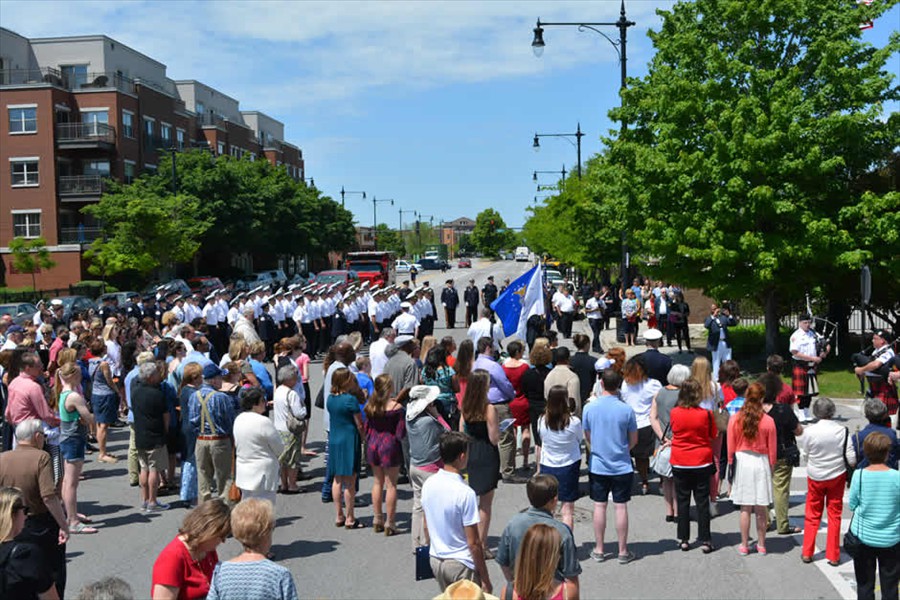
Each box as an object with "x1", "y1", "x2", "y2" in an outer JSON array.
[{"x1": 457, "y1": 258, "x2": 472, "y2": 268}]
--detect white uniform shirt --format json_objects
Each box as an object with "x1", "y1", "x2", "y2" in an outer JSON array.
[
  {"x1": 227, "y1": 306, "x2": 240, "y2": 326},
  {"x1": 789, "y1": 328, "x2": 818, "y2": 360},
  {"x1": 585, "y1": 298, "x2": 602, "y2": 320},
  {"x1": 467, "y1": 317, "x2": 503, "y2": 350},
  {"x1": 392, "y1": 312, "x2": 419, "y2": 335},
  {"x1": 554, "y1": 294, "x2": 576, "y2": 313},
  {"x1": 202, "y1": 302, "x2": 218, "y2": 326},
  {"x1": 271, "y1": 302, "x2": 284, "y2": 323}
]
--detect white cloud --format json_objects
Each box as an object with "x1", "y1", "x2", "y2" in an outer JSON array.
[{"x1": 0, "y1": 0, "x2": 674, "y2": 116}]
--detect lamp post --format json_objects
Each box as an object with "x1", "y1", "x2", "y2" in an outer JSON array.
[
  {"x1": 340, "y1": 186, "x2": 365, "y2": 208},
  {"x1": 532, "y1": 0, "x2": 636, "y2": 341},
  {"x1": 532, "y1": 165, "x2": 567, "y2": 183},
  {"x1": 533, "y1": 124, "x2": 584, "y2": 178},
  {"x1": 304, "y1": 177, "x2": 315, "y2": 188},
  {"x1": 531, "y1": 0, "x2": 634, "y2": 134},
  {"x1": 416, "y1": 212, "x2": 434, "y2": 251},
  {"x1": 372, "y1": 196, "x2": 393, "y2": 250}
]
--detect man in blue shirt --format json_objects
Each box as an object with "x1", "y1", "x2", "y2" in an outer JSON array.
[
  {"x1": 582, "y1": 368, "x2": 638, "y2": 565},
  {"x1": 188, "y1": 363, "x2": 236, "y2": 502}
]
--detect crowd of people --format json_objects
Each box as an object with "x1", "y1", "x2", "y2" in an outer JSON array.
[{"x1": 0, "y1": 274, "x2": 898, "y2": 600}]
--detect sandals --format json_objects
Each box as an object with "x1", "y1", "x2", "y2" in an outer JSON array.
[
  {"x1": 70, "y1": 522, "x2": 98, "y2": 534},
  {"x1": 700, "y1": 542, "x2": 715, "y2": 554},
  {"x1": 801, "y1": 555, "x2": 814, "y2": 564},
  {"x1": 779, "y1": 526, "x2": 802, "y2": 535},
  {"x1": 345, "y1": 520, "x2": 367, "y2": 530},
  {"x1": 98, "y1": 455, "x2": 119, "y2": 464},
  {"x1": 679, "y1": 541, "x2": 691, "y2": 551},
  {"x1": 335, "y1": 518, "x2": 346, "y2": 528},
  {"x1": 77, "y1": 514, "x2": 93, "y2": 524},
  {"x1": 641, "y1": 483, "x2": 650, "y2": 496},
  {"x1": 385, "y1": 524, "x2": 397, "y2": 537},
  {"x1": 373, "y1": 519, "x2": 385, "y2": 533}
]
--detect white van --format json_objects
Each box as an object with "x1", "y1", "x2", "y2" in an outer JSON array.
[{"x1": 515, "y1": 246, "x2": 530, "y2": 262}]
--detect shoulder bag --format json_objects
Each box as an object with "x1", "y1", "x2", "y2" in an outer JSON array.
[
  {"x1": 842, "y1": 427, "x2": 855, "y2": 488},
  {"x1": 713, "y1": 401, "x2": 730, "y2": 434},
  {"x1": 314, "y1": 385, "x2": 325, "y2": 409},
  {"x1": 284, "y1": 392, "x2": 307, "y2": 437},
  {"x1": 843, "y1": 470, "x2": 863, "y2": 558},
  {"x1": 650, "y1": 422, "x2": 673, "y2": 478}
]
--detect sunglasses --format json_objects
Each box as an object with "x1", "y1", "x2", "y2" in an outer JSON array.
[{"x1": 12, "y1": 503, "x2": 30, "y2": 516}]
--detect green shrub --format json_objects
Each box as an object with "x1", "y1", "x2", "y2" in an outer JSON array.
[
  {"x1": 717, "y1": 324, "x2": 791, "y2": 360},
  {"x1": 75, "y1": 280, "x2": 119, "y2": 293}
]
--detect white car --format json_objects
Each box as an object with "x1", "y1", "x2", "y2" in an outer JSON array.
[
  {"x1": 544, "y1": 269, "x2": 565, "y2": 287},
  {"x1": 395, "y1": 260, "x2": 422, "y2": 274}
]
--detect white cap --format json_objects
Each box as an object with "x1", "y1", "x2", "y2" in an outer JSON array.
[
  {"x1": 644, "y1": 328, "x2": 663, "y2": 341},
  {"x1": 401, "y1": 301, "x2": 412, "y2": 310}
]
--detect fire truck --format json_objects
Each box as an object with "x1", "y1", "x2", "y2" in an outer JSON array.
[{"x1": 345, "y1": 251, "x2": 397, "y2": 287}]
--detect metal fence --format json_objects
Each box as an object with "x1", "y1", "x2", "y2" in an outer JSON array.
[
  {"x1": 0, "y1": 284, "x2": 109, "y2": 304},
  {"x1": 737, "y1": 309, "x2": 892, "y2": 333}
]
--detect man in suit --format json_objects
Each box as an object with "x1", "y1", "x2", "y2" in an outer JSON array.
[
  {"x1": 464, "y1": 279, "x2": 479, "y2": 327},
  {"x1": 441, "y1": 279, "x2": 460, "y2": 329},
  {"x1": 704, "y1": 302, "x2": 738, "y2": 382},
  {"x1": 482, "y1": 276, "x2": 499, "y2": 315},
  {"x1": 635, "y1": 328, "x2": 672, "y2": 385}
]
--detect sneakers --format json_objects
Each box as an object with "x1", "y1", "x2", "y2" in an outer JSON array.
[
  {"x1": 617, "y1": 551, "x2": 636, "y2": 565},
  {"x1": 737, "y1": 545, "x2": 751, "y2": 556},
  {"x1": 590, "y1": 550, "x2": 608, "y2": 562},
  {"x1": 145, "y1": 501, "x2": 170, "y2": 512}
]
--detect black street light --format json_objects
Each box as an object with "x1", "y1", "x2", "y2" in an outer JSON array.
[
  {"x1": 304, "y1": 177, "x2": 315, "y2": 188},
  {"x1": 372, "y1": 196, "x2": 393, "y2": 250},
  {"x1": 340, "y1": 186, "x2": 366, "y2": 208},
  {"x1": 532, "y1": 165, "x2": 567, "y2": 183},
  {"x1": 532, "y1": 0, "x2": 635, "y2": 134},
  {"x1": 533, "y1": 124, "x2": 584, "y2": 178}
]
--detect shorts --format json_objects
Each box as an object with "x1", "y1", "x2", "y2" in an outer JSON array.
[
  {"x1": 59, "y1": 437, "x2": 86, "y2": 462},
  {"x1": 630, "y1": 426, "x2": 655, "y2": 459},
  {"x1": 540, "y1": 460, "x2": 581, "y2": 502},
  {"x1": 589, "y1": 471, "x2": 633, "y2": 504},
  {"x1": 137, "y1": 445, "x2": 169, "y2": 472},
  {"x1": 93, "y1": 393, "x2": 119, "y2": 424}
]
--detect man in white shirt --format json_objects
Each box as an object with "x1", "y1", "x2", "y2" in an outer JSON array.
[
  {"x1": 421, "y1": 431, "x2": 491, "y2": 594},
  {"x1": 467, "y1": 308, "x2": 503, "y2": 352},
  {"x1": 392, "y1": 302, "x2": 419, "y2": 338},
  {"x1": 854, "y1": 329, "x2": 897, "y2": 424},
  {"x1": 369, "y1": 327, "x2": 395, "y2": 378},
  {"x1": 553, "y1": 286, "x2": 577, "y2": 339},
  {"x1": 585, "y1": 289, "x2": 605, "y2": 353},
  {"x1": 790, "y1": 313, "x2": 830, "y2": 422}
]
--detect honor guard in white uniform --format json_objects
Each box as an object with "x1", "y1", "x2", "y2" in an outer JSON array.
[{"x1": 392, "y1": 301, "x2": 420, "y2": 338}]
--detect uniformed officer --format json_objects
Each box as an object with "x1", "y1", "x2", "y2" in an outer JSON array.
[
  {"x1": 392, "y1": 301, "x2": 420, "y2": 337},
  {"x1": 482, "y1": 276, "x2": 499, "y2": 314},
  {"x1": 789, "y1": 313, "x2": 829, "y2": 422},
  {"x1": 464, "y1": 279, "x2": 479, "y2": 327}
]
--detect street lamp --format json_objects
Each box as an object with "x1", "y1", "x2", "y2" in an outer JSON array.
[
  {"x1": 340, "y1": 186, "x2": 366, "y2": 208},
  {"x1": 531, "y1": 0, "x2": 635, "y2": 134},
  {"x1": 533, "y1": 124, "x2": 584, "y2": 178},
  {"x1": 533, "y1": 165, "x2": 567, "y2": 183},
  {"x1": 372, "y1": 196, "x2": 393, "y2": 250},
  {"x1": 304, "y1": 177, "x2": 315, "y2": 188}
]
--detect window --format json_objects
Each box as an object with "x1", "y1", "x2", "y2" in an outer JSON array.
[
  {"x1": 143, "y1": 117, "x2": 154, "y2": 137},
  {"x1": 196, "y1": 101, "x2": 205, "y2": 117},
  {"x1": 124, "y1": 161, "x2": 135, "y2": 184},
  {"x1": 10, "y1": 159, "x2": 39, "y2": 186},
  {"x1": 122, "y1": 111, "x2": 134, "y2": 138},
  {"x1": 160, "y1": 123, "x2": 172, "y2": 145},
  {"x1": 217, "y1": 141, "x2": 225, "y2": 155},
  {"x1": 13, "y1": 211, "x2": 41, "y2": 238},
  {"x1": 176, "y1": 128, "x2": 185, "y2": 150},
  {"x1": 82, "y1": 109, "x2": 109, "y2": 137},
  {"x1": 61, "y1": 64, "x2": 88, "y2": 88},
  {"x1": 144, "y1": 164, "x2": 157, "y2": 173},
  {"x1": 83, "y1": 160, "x2": 110, "y2": 177},
  {"x1": 8, "y1": 106, "x2": 37, "y2": 134}
]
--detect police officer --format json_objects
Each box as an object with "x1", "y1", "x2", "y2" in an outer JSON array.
[
  {"x1": 464, "y1": 279, "x2": 479, "y2": 327},
  {"x1": 482, "y1": 276, "x2": 499, "y2": 314}
]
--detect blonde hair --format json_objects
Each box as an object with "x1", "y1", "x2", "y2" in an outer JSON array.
[
  {"x1": 101, "y1": 323, "x2": 118, "y2": 342},
  {"x1": 228, "y1": 338, "x2": 248, "y2": 361},
  {"x1": 178, "y1": 499, "x2": 231, "y2": 551},
  {"x1": 419, "y1": 336, "x2": 437, "y2": 363},
  {"x1": 513, "y1": 523, "x2": 562, "y2": 600},
  {"x1": 689, "y1": 356, "x2": 716, "y2": 400},
  {"x1": 230, "y1": 499, "x2": 274, "y2": 552},
  {"x1": 249, "y1": 340, "x2": 266, "y2": 357},
  {"x1": 0, "y1": 487, "x2": 24, "y2": 542}
]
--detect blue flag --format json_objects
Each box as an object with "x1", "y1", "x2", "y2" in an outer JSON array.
[{"x1": 490, "y1": 265, "x2": 545, "y2": 339}]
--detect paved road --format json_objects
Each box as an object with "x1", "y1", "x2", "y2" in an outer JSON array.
[{"x1": 63, "y1": 258, "x2": 868, "y2": 599}]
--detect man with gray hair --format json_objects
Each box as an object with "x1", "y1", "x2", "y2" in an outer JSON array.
[
  {"x1": 0, "y1": 418, "x2": 69, "y2": 596},
  {"x1": 233, "y1": 307, "x2": 261, "y2": 345},
  {"x1": 76, "y1": 576, "x2": 134, "y2": 600},
  {"x1": 132, "y1": 361, "x2": 170, "y2": 511},
  {"x1": 369, "y1": 326, "x2": 396, "y2": 378},
  {"x1": 851, "y1": 397, "x2": 899, "y2": 470}
]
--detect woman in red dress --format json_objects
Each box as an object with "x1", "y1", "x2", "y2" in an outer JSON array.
[{"x1": 502, "y1": 340, "x2": 532, "y2": 472}]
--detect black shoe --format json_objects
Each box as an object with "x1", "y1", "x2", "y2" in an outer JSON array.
[
  {"x1": 398, "y1": 474, "x2": 410, "y2": 485},
  {"x1": 321, "y1": 496, "x2": 333, "y2": 504},
  {"x1": 111, "y1": 419, "x2": 127, "y2": 428}
]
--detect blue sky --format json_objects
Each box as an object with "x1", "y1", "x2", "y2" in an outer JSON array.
[{"x1": 2, "y1": 0, "x2": 897, "y2": 230}]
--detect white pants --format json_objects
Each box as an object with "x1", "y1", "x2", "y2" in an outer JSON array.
[
  {"x1": 711, "y1": 339, "x2": 731, "y2": 382},
  {"x1": 240, "y1": 488, "x2": 277, "y2": 511}
]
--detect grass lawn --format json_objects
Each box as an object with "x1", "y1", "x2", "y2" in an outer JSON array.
[{"x1": 811, "y1": 363, "x2": 868, "y2": 399}]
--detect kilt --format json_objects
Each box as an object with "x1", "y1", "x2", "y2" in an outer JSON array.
[
  {"x1": 869, "y1": 378, "x2": 899, "y2": 415},
  {"x1": 792, "y1": 363, "x2": 818, "y2": 398}
]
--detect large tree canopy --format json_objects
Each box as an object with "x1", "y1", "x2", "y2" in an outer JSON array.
[{"x1": 526, "y1": 0, "x2": 899, "y2": 352}]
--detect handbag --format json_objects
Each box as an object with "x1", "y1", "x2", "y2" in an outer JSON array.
[
  {"x1": 842, "y1": 428, "x2": 855, "y2": 488},
  {"x1": 285, "y1": 394, "x2": 307, "y2": 436},
  {"x1": 713, "y1": 402, "x2": 730, "y2": 434},
  {"x1": 415, "y1": 545, "x2": 434, "y2": 581},
  {"x1": 843, "y1": 470, "x2": 863, "y2": 558},
  {"x1": 650, "y1": 423, "x2": 673, "y2": 478},
  {"x1": 227, "y1": 452, "x2": 242, "y2": 503},
  {"x1": 314, "y1": 385, "x2": 325, "y2": 409}
]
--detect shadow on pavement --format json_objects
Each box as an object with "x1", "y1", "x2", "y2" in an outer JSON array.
[
  {"x1": 276, "y1": 515, "x2": 302, "y2": 528},
  {"x1": 98, "y1": 511, "x2": 161, "y2": 529},
  {"x1": 577, "y1": 538, "x2": 680, "y2": 562},
  {"x1": 83, "y1": 467, "x2": 127, "y2": 480},
  {"x1": 272, "y1": 538, "x2": 340, "y2": 560},
  {"x1": 78, "y1": 501, "x2": 132, "y2": 516}
]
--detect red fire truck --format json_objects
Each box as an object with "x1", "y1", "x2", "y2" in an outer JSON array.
[{"x1": 345, "y1": 251, "x2": 396, "y2": 287}]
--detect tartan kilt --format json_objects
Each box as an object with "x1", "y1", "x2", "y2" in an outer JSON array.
[
  {"x1": 869, "y1": 378, "x2": 899, "y2": 415},
  {"x1": 792, "y1": 363, "x2": 817, "y2": 398}
]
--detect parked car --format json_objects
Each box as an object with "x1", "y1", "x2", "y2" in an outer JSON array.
[
  {"x1": 147, "y1": 279, "x2": 191, "y2": 298},
  {"x1": 288, "y1": 272, "x2": 316, "y2": 287},
  {"x1": 96, "y1": 291, "x2": 140, "y2": 309},
  {"x1": 187, "y1": 276, "x2": 224, "y2": 294},
  {"x1": 543, "y1": 269, "x2": 565, "y2": 287},
  {"x1": 314, "y1": 270, "x2": 359, "y2": 286},
  {"x1": 234, "y1": 272, "x2": 276, "y2": 291},
  {"x1": 457, "y1": 258, "x2": 472, "y2": 268},
  {"x1": 0, "y1": 302, "x2": 38, "y2": 326},
  {"x1": 266, "y1": 269, "x2": 288, "y2": 286},
  {"x1": 395, "y1": 260, "x2": 422, "y2": 274},
  {"x1": 417, "y1": 258, "x2": 450, "y2": 271},
  {"x1": 52, "y1": 295, "x2": 95, "y2": 321}
]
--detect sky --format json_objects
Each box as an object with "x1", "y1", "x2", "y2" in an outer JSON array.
[{"x1": 1, "y1": 0, "x2": 897, "y2": 231}]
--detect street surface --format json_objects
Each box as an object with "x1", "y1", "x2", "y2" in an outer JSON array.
[{"x1": 65, "y1": 259, "x2": 870, "y2": 599}]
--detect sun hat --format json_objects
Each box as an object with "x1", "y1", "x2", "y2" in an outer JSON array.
[{"x1": 405, "y1": 385, "x2": 441, "y2": 421}]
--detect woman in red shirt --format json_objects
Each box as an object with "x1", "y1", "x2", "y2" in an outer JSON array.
[
  {"x1": 151, "y1": 499, "x2": 232, "y2": 600},
  {"x1": 669, "y1": 378, "x2": 718, "y2": 553},
  {"x1": 727, "y1": 382, "x2": 778, "y2": 557}
]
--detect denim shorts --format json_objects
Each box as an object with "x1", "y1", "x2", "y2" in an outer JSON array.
[
  {"x1": 92, "y1": 393, "x2": 119, "y2": 424},
  {"x1": 589, "y1": 471, "x2": 633, "y2": 504},
  {"x1": 59, "y1": 436, "x2": 86, "y2": 462}
]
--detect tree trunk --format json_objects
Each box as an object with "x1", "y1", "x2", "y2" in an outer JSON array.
[
  {"x1": 30, "y1": 271, "x2": 37, "y2": 293},
  {"x1": 764, "y1": 288, "x2": 779, "y2": 357}
]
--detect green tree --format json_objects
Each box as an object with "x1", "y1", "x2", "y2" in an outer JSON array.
[
  {"x1": 373, "y1": 223, "x2": 405, "y2": 255},
  {"x1": 8, "y1": 237, "x2": 56, "y2": 291},
  {"x1": 471, "y1": 209, "x2": 516, "y2": 257},
  {"x1": 610, "y1": 0, "x2": 899, "y2": 353},
  {"x1": 83, "y1": 179, "x2": 211, "y2": 277}
]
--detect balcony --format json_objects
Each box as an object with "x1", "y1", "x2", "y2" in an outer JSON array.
[
  {"x1": 59, "y1": 226, "x2": 102, "y2": 245},
  {"x1": 0, "y1": 68, "x2": 135, "y2": 94},
  {"x1": 56, "y1": 122, "x2": 116, "y2": 151},
  {"x1": 58, "y1": 175, "x2": 105, "y2": 199}
]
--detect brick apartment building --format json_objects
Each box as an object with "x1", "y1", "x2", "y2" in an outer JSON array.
[{"x1": 0, "y1": 27, "x2": 305, "y2": 288}]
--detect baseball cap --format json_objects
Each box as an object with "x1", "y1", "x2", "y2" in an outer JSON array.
[{"x1": 202, "y1": 363, "x2": 225, "y2": 379}]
